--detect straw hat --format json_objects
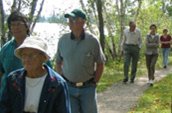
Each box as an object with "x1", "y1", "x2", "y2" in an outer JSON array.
[{"x1": 15, "y1": 35, "x2": 50, "y2": 60}]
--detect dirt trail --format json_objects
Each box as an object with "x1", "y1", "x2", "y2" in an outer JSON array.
[{"x1": 97, "y1": 67, "x2": 172, "y2": 113}]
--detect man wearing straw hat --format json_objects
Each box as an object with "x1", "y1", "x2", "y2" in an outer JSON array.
[{"x1": 0, "y1": 36, "x2": 71, "y2": 113}]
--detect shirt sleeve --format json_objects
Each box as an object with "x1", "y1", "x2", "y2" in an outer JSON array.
[{"x1": 93, "y1": 37, "x2": 106, "y2": 64}]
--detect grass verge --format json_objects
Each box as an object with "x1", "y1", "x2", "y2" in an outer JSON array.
[{"x1": 129, "y1": 74, "x2": 172, "y2": 113}]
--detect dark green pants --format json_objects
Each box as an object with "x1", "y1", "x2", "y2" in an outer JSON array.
[
  {"x1": 145, "y1": 54, "x2": 158, "y2": 80},
  {"x1": 123, "y1": 45, "x2": 140, "y2": 81}
]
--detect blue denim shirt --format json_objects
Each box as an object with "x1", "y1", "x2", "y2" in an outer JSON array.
[{"x1": 0, "y1": 64, "x2": 71, "y2": 113}]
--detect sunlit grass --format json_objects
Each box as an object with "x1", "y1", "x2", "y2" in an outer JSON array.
[{"x1": 129, "y1": 74, "x2": 172, "y2": 113}]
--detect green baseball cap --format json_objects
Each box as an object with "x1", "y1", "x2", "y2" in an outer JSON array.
[{"x1": 64, "y1": 9, "x2": 86, "y2": 20}]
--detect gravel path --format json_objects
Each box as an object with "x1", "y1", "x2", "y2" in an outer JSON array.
[{"x1": 97, "y1": 67, "x2": 172, "y2": 113}]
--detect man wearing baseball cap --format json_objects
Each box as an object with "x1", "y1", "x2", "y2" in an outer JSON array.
[{"x1": 55, "y1": 9, "x2": 106, "y2": 113}]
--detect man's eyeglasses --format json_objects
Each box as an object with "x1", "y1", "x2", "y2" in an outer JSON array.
[{"x1": 21, "y1": 52, "x2": 43, "y2": 60}]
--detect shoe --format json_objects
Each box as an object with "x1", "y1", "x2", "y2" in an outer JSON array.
[
  {"x1": 130, "y1": 80, "x2": 134, "y2": 83},
  {"x1": 163, "y1": 66, "x2": 167, "y2": 69},
  {"x1": 148, "y1": 80, "x2": 154, "y2": 87},
  {"x1": 123, "y1": 79, "x2": 128, "y2": 84},
  {"x1": 149, "y1": 83, "x2": 153, "y2": 87}
]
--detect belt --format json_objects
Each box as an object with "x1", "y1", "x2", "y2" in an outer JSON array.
[
  {"x1": 23, "y1": 112, "x2": 36, "y2": 113},
  {"x1": 64, "y1": 77, "x2": 95, "y2": 87}
]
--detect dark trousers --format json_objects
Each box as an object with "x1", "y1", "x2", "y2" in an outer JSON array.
[
  {"x1": 145, "y1": 54, "x2": 158, "y2": 80},
  {"x1": 123, "y1": 45, "x2": 140, "y2": 81}
]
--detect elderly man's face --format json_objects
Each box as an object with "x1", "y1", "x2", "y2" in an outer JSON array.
[
  {"x1": 68, "y1": 17, "x2": 85, "y2": 31},
  {"x1": 20, "y1": 48, "x2": 45, "y2": 71},
  {"x1": 129, "y1": 22, "x2": 136, "y2": 31}
]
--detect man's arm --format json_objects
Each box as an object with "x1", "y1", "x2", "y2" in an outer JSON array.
[
  {"x1": 94, "y1": 63, "x2": 104, "y2": 83},
  {"x1": 55, "y1": 62, "x2": 63, "y2": 76}
]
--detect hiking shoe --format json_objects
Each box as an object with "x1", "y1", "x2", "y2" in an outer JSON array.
[
  {"x1": 149, "y1": 83, "x2": 153, "y2": 87},
  {"x1": 130, "y1": 80, "x2": 134, "y2": 83},
  {"x1": 163, "y1": 66, "x2": 167, "y2": 69},
  {"x1": 123, "y1": 79, "x2": 128, "y2": 84}
]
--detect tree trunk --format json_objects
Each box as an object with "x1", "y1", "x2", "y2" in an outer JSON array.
[
  {"x1": 118, "y1": 0, "x2": 126, "y2": 54},
  {"x1": 30, "y1": 0, "x2": 45, "y2": 33},
  {"x1": 0, "y1": 0, "x2": 5, "y2": 46},
  {"x1": 29, "y1": 0, "x2": 38, "y2": 33},
  {"x1": 11, "y1": 0, "x2": 17, "y2": 11},
  {"x1": 134, "y1": 0, "x2": 142, "y2": 21},
  {"x1": 96, "y1": 0, "x2": 105, "y2": 52},
  {"x1": 80, "y1": 0, "x2": 95, "y2": 34},
  {"x1": 103, "y1": 4, "x2": 116, "y2": 59},
  {"x1": 17, "y1": 0, "x2": 22, "y2": 11}
]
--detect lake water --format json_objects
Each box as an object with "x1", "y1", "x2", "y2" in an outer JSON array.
[{"x1": 33, "y1": 23, "x2": 69, "y2": 59}]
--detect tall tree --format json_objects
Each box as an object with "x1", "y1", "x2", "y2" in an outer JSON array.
[
  {"x1": 134, "y1": 0, "x2": 142, "y2": 21},
  {"x1": 0, "y1": 0, "x2": 5, "y2": 46},
  {"x1": 96, "y1": 0, "x2": 105, "y2": 51},
  {"x1": 116, "y1": 0, "x2": 127, "y2": 54},
  {"x1": 80, "y1": 0, "x2": 97, "y2": 35},
  {"x1": 102, "y1": 1, "x2": 117, "y2": 59},
  {"x1": 30, "y1": 0, "x2": 45, "y2": 33}
]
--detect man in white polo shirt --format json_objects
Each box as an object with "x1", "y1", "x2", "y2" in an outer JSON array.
[{"x1": 121, "y1": 21, "x2": 142, "y2": 84}]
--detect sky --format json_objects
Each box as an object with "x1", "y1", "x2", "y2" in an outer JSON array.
[
  {"x1": 3, "y1": 0, "x2": 83, "y2": 16},
  {"x1": 41, "y1": 0, "x2": 82, "y2": 16}
]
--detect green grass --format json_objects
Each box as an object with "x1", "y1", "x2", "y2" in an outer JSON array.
[{"x1": 129, "y1": 74, "x2": 172, "y2": 113}]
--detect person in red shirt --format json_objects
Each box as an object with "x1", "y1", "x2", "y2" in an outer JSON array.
[{"x1": 160, "y1": 29, "x2": 172, "y2": 68}]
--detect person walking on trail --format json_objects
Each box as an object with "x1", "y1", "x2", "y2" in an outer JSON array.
[
  {"x1": 0, "y1": 11, "x2": 30, "y2": 91},
  {"x1": 0, "y1": 11, "x2": 51, "y2": 93},
  {"x1": 121, "y1": 21, "x2": 142, "y2": 84},
  {"x1": 55, "y1": 9, "x2": 106, "y2": 113},
  {"x1": 145, "y1": 24, "x2": 159, "y2": 86},
  {"x1": 0, "y1": 36, "x2": 71, "y2": 113},
  {"x1": 160, "y1": 29, "x2": 172, "y2": 69}
]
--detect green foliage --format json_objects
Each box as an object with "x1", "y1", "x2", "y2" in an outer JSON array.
[
  {"x1": 130, "y1": 74, "x2": 172, "y2": 113},
  {"x1": 137, "y1": 0, "x2": 172, "y2": 35},
  {"x1": 166, "y1": 4, "x2": 172, "y2": 16}
]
